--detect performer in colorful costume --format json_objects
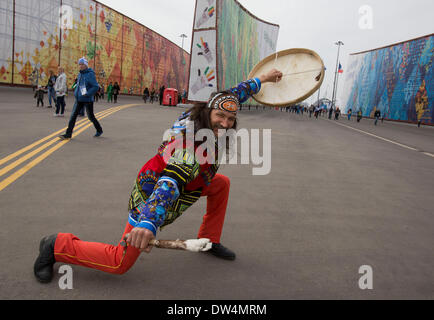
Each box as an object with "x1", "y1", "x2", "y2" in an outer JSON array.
[{"x1": 34, "y1": 69, "x2": 283, "y2": 282}]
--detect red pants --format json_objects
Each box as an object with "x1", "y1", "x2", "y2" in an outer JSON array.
[{"x1": 54, "y1": 174, "x2": 230, "y2": 275}]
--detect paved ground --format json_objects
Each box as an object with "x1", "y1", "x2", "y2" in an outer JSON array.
[{"x1": 0, "y1": 86, "x2": 433, "y2": 300}]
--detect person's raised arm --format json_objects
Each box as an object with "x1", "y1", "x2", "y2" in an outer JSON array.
[
  {"x1": 259, "y1": 68, "x2": 283, "y2": 84},
  {"x1": 229, "y1": 68, "x2": 283, "y2": 104}
]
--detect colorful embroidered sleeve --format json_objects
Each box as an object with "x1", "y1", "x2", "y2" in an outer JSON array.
[
  {"x1": 129, "y1": 178, "x2": 180, "y2": 235},
  {"x1": 229, "y1": 78, "x2": 262, "y2": 103},
  {"x1": 129, "y1": 144, "x2": 201, "y2": 235},
  {"x1": 161, "y1": 146, "x2": 200, "y2": 187}
]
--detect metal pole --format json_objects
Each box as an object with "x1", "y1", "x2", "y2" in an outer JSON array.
[
  {"x1": 331, "y1": 41, "x2": 344, "y2": 109},
  {"x1": 180, "y1": 34, "x2": 187, "y2": 50},
  {"x1": 11, "y1": 0, "x2": 16, "y2": 85},
  {"x1": 335, "y1": 69, "x2": 341, "y2": 109}
]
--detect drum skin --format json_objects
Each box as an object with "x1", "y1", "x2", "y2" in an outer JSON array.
[{"x1": 248, "y1": 48, "x2": 325, "y2": 107}]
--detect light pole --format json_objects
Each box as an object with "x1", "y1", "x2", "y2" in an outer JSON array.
[
  {"x1": 180, "y1": 34, "x2": 187, "y2": 50},
  {"x1": 331, "y1": 41, "x2": 344, "y2": 110}
]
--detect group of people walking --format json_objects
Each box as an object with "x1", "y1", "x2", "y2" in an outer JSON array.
[
  {"x1": 34, "y1": 67, "x2": 67, "y2": 117},
  {"x1": 32, "y1": 58, "x2": 106, "y2": 139},
  {"x1": 106, "y1": 82, "x2": 121, "y2": 103},
  {"x1": 271, "y1": 104, "x2": 387, "y2": 126},
  {"x1": 142, "y1": 87, "x2": 157, "y2": 104}
]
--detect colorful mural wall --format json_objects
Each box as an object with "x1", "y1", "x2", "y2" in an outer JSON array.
[
  {"x1": 341, "y1": 34, "x2": 433, "y2": 125},
  {"x1": 0, "y1": 0, "x2": 190, "y2": 95},
  {"x1": 188, "y1": 0, "x2": 279, "y2": 102}
]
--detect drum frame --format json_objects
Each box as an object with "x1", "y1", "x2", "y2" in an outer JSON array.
[{"x1": 248, "y1": 48, "x2": 325, "y2": 107}]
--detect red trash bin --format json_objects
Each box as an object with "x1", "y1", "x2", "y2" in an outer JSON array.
[{"x1": 163, "y1": 88, "x2": 178, "y2": 106}]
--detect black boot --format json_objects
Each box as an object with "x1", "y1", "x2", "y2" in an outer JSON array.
[
  {"x1": 210, "y1": 243, "x2": 236, "y2": 261},
  {"x1": 34, "y1": 235, "x2": 57, "y2": 283}
]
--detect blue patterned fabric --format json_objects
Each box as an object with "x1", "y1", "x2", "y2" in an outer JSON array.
[
  {"x1": 228, "y1": 78, "x2": 261, "y2": 103},
  {"x1": 129, "y1": 178, "x2": 180, "y2": 235}
]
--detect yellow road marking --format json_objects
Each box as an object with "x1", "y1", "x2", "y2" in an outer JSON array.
[
  {"x1": 0, "y1": 104, "x2": 138, "y2": 192},
  {"x1": 0, "y1": 108, "x2": 119, "y2": 178},
  {"x1": 0, "y1": 107, "x2": 117, "y2": 166}
]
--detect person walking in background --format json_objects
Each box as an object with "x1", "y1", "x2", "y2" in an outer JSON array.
[
  {"x1": 334, "y1": 107, "x2": 341, "y2": 120},
  {"x1": 46, "y1": 70, "x2": 57, "y2": 108},
  {"x1": 107, "y1": 82, "x2": 113, "y2": 103},
  {"x1": 347, "y1": 108, "x2": 352, "y2": 121},
  {"x1": 113, "y1": 82, "x2": 120, "y2": 103},
  {"x1": 54, "y1": 66, "x2": 67, "y2": 117},
  {"x1": 150, "y1": 88, "x2": 156, "y2": 104},
  {"x1": 357, "y1": 109, "x2": 363, "y2": 123},
  {"x1": 374, "y1": 109, "x2": 381, "y2": 126},
  {"x1": 143, "y1": 87, "x2": 150, "y2": 103},
  {"x1": 159, "y1": 85, "x2": 165, "y2": 105},
  {"x1": 59, "y1": 57, "x2": 103, "y2": 140},
  {"x1": 34, "y1": 85, "x2": 46, "y2": 107},
  {"x1": 314, "y1": 106, "x2": 320, "y2": 119},
  {"x1": 182, "y1": 89, "x2": 187, "y2": 104},
  {"x1": 328, "y1": 106, "x2": 333, "y2": 119},
  {"x1": 100, "y1": 83, "x2": 105, "y2": 100}
]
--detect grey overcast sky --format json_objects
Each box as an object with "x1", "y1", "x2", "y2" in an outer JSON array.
[{"x1": 98, "y1": 0, "x2": 434, "y2": 104}]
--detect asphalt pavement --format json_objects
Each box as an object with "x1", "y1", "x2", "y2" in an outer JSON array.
[{"x1": 0, "y1": 86, "x2": 433, "y2": 300}]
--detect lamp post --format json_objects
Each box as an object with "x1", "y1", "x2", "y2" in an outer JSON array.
[
  {"x1": 180, "y1": 34, "x2": 187, "y2": 50},
  {"x1": 331, "y1": 41, "x2": 344, "y2": 110}
]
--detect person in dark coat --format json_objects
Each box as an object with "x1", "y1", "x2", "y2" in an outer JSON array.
[
  {"x1": 59, "y1": 57, "x2": 103, "y2": 140},
  {"x1": 113, "y1": 82, "x2": 120, "y2": 103},
  {"x1": 374, "y1": 109, "x2": 381, "y2": 126},
  {"x1": 159, "y1": 86, "x2": 165, "y2": 105},
  {"x1": 34, "y1": 85, "x2": 46, "y2": 107}
]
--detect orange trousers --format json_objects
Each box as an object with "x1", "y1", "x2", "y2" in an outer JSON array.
[{"x1": 54, "y1": 174, "x2": 230, "y2": 275}]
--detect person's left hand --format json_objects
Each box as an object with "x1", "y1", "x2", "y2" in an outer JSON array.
[
  {"x1": 126, "y1": 227, "x2": 155, "y2": 253},
  {"x1": 259, "y1": 69, "x2": 283, "y2": 84}
]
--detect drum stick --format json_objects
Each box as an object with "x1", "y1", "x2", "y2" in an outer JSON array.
[
  {"x1": 121, "y1": 234, "x2": 213, "y2": 252},
  {"x1": 282, "y1": 68, "x2": 324, "y2": 77}
]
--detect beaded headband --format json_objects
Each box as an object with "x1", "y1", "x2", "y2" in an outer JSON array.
[{"x1": 208, "y1": 93, "x2": 240, "y2": 113}]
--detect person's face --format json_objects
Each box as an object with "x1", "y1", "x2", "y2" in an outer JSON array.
[
  {"x1": 210, "y1": 109, "x2": 237, "y2": 137},
  {"x1": 79, "y1": 63, "x2": 87, "y2": 71}
]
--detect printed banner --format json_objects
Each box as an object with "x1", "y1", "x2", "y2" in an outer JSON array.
[
  {"x1": 217, "y1": 0, "x2": 279, "y2": 92},
  {"x1": 0, "y1": 0, "x2": 13, "y2": 83},
  {"x1": 188, "y1": 29, "x2": 217, "y2": 101},
  {"x1": 341, "y1": 34, "x2": 433, "y2": 124},
  {"x1": 0, "y1": 0, "x2": 190, "y2": 94},
  {"x1": 194, "y1": 0, "x2": 216, "y2": 30},
  {"x1": 13, "y1": 0, "x2": 61, "y2": 86},
  {"x1": 188, "y1": 0, "x2": 279, "y2": 103}
]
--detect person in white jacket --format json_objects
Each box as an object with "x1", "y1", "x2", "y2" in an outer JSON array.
[{"x1": 54, "y1": 66, "x2": 67, "y2": 117}]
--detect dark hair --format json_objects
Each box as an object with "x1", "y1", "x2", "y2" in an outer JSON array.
[
  {"x1": 187, "y1": 92, "x2": 239, "y2": 160},
  {"x1": 187, "y1": 91, "x2": 238, "y2": 132},
  {"x1": 188, "y1": 102, "x2": 212, "y2": 132}
]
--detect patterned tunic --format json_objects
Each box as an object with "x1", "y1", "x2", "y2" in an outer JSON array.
[{"x1": 128, "y1": 78, "x2": 261, "y2": 235}]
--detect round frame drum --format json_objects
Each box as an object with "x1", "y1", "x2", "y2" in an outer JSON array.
[{"x1": 248, "y1": 48, "x2": 325, "y2": 107}]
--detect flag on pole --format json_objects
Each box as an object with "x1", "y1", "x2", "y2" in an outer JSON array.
[{"x1": 338, "y1": 63, "x2": 344, "y2": 74}]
